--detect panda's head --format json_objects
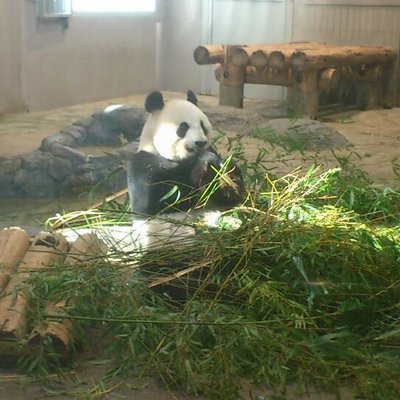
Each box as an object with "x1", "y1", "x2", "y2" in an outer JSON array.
[{"x1": 138, "y1": 90, "x2": 213, "y2": 161}]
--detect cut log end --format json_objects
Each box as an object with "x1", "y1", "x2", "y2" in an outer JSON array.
[{"x1": 193, "y1": 45, "x2": 225, "y2": 65}]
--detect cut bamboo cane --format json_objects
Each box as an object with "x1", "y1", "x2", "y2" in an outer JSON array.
[
  {"x1": 193, "y1": 45, "x2": 225, "y2": 65},
  {"x1": 0, "y1": 232, "x2": 69, "y2": 341},
  {"x1": 0, "y1": 227, "x2": 30, "y2": 290},
  {"x1": 29, "y1": 233, "x2": 108, "y2": 352}
]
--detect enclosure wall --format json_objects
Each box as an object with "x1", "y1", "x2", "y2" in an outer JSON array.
[{"x1": 292, "y1": 0, "x2": 400, "y2": 105}]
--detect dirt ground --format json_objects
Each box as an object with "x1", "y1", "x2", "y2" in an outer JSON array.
[
  {"x1": 1, "y1": 92, "x2": 399, "y2": 186},
  {"x1": 0, "y1": 93, "x2": 399, "y2": 399}
]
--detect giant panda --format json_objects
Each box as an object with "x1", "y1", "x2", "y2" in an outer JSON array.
[{"x1": 126, "y1": 90, "x2": 245, "y2": 218}]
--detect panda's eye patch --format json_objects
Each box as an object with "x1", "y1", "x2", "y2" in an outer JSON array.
[
  {"x1": 177, "y1": 122, "x2": 190, "y2": 138},
  {"x1": 201, "y1": 120, "x2": 208, "y2": 136}
]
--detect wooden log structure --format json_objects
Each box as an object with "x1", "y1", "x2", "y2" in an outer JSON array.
[
  {"x1": 193, "y1": 45, "x2": 225, "y2": 65},
  {"x1": 0, "y1": 227, "x2": 30, "y2": 290},
  {"x1": 28, "y1": 233, "x2": 108, "y2": 353},
  {"x1": 290, "y1": 46, "x2": 396, "y2": 71},
  {"x1": 0, "y1": 228, "x2": 108, "y2": 359},
  {"x1": 0, "y1": 231, "x2": 69, "y2": 341},
  {"x1": 193, "y1": 42, "x2": 397, "y2": 116}
]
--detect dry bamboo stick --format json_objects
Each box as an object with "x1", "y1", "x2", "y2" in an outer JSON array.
[{"x1": 0, "y1": 227, "x2": 30, "y2": 290}]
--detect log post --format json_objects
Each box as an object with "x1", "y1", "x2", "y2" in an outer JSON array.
[
  {"x1": 355, "y1": 65, "x2": 385, "y2": 110},
  {"x1": 287, "y1": 69, "x2": 320, "y2": 118},
  {"x1": 0, "y1": 227, "x2": 30, "y2": 290},
  {"x1": 218, "y1": 46, "x2": 246, "y2": 108},
  {"x1": 319, "y1": 68, "x2": 340, "y2": 91}
]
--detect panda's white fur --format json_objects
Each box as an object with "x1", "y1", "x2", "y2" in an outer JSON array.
[{"x1": 138, "y1": 98, "x2": 213, "y2": 161}]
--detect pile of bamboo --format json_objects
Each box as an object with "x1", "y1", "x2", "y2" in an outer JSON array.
[
  {"x1": 0, "y1": 227, "x2": 107, "y2": 358},
  {"x1": 193, "y1": 42, "x2": 396, "y2": 116}
]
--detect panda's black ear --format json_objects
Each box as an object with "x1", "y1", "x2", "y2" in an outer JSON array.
[
  {"x1": 187, "y1": 90, "x2": 198, "y2": 106},
  {"x1": 145, "y1": 91, "x2": 164, "y2": 113}
]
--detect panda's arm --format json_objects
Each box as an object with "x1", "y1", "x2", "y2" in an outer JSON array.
[
  {"x1": 193, "y1": 148, "x2": 246, "y2": 208},
  {"x1": 127, "y1": 151, "x2": 195, "y2": 216}
]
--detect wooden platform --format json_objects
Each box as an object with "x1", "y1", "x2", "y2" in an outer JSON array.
[
  {"x1": 0, "y1": 227, "x2": 107, "y2": 356},
  {"x1": 194, "y1": 42, "x2": 397, "y2": 117}
]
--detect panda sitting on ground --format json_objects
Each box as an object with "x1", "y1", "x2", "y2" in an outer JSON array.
[{"x1": 126, "y1": 90, "x2": 245, "y2": 248}]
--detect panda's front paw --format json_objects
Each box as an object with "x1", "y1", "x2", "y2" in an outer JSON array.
[{"x1": 197, "y1": 150, "x2": 221, "y2": 167}]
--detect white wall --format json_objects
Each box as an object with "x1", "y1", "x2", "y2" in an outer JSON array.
[
  {"x1": 159, "y1": 0, "x2": 204, "y2": 93},
  {"x1": 0, "y1": 1, "x2": 24, "y2": 114},
  {"x1": 205, "y1": 0, "x2": 293, "y2": 100},
  {"x1": 1, "y1": 0, "x2": 399, "y2": 114},
  {"x1": 292, "y1": 0, "x2": 400, "y2": 104},
  {"x1": 0, "y1": 0, "x2": 160, "y2": 113},
  {"x1": 21, "y1": 1, "x2": 159, "y2": 111}
]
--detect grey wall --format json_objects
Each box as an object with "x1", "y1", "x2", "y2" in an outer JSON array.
[
  {"x1": 1, "y1": 0, "x2": 400, "y2": 114},
  {"x1": 0, "y1": 1, "x2": 24, "y2": 114},
  {"x1": 0, "y1": 0, "x2": 159, "y2": 113},
  {"x1": 292, "y1": 0, "x2": 400, "y2": 105},
  {"x1": 159, "y1": 0, "x2": 204, "y2": 93}
]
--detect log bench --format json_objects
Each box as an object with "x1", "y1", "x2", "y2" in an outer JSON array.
[{"x1": 193, "y1": 42, "x2": 397, "y2": 117}]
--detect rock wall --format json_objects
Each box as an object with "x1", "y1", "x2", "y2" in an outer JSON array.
[{"x1": 0, "y1": 106, "x2": 145, "y2": 198}]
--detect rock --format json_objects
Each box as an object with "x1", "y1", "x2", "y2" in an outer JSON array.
[
  {"x1": 14, "y1": 168, "x2": 56, "y2": 198},
  {"x1": 252, "y1": 118, "x2": 351, "y2": 150},
  {"x1": 85, "y1": 119, "x2": 116, "y2": 145},
  {"x1": 40, "y1": 132, "x2": 77, "y2": 151},
  {"x1": 47, "y1": 156, "x2": 74, "y2": 182},
  {"x1": 20, "y1": 150, "x2": 51, "y2": 170},
  {"x1": 47, "y1": 145, "x2": 87, "y2": 164},
  {"x1": 0, "y1": 158, "x2": 20, "y2": 196},
  {"x1": 0, "y1": 157, "x2": 22, "y2": 174},
  {"x1": 73, "y1": 117, "x2": 94, "y2": 130},
  {"x1": 60, "y1": 125, "x2": 86, "y2": 145},
  {"x1": 93, "y1": 106, "x2": 146, "y2": 142}
]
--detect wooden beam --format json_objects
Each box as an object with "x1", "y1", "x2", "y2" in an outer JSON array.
[
  {"x1": 193, "y1": 45, "x2": 225, "y2": 65},
  {"x1": 291, "y1": 46, "x2": 396, "y2": 70}
]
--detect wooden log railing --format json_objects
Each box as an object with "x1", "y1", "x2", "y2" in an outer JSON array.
[{"x1": 193, "y1": 42, "x2": 397, "y2": 117}]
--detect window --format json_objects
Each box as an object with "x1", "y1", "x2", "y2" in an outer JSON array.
[{"x1": 72, "y1": 0, "x2": 156, "y2": 13}]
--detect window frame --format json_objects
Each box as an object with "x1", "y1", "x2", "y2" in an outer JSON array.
[{"x1": 71, "y1": 0, "x2": 156, "y2": 14}]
